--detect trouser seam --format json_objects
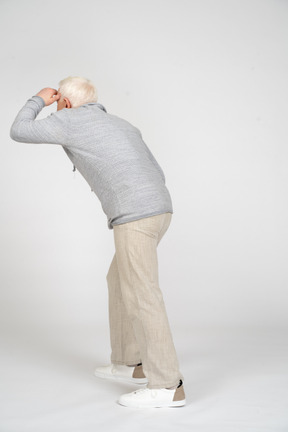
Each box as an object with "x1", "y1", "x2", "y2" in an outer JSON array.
[{"x1": 127, "y1": 226, "x2": 149, "y2": 374}]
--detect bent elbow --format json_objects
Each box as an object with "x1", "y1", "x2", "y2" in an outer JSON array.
[
  {"x1": 10, "y1": 124, "x2": 20, "y2": 142},
  {"x1": 10, "y1": 122, "x2": 29, "y2": 143}
]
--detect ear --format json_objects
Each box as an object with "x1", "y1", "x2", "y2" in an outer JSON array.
[{"x1": 64, "y1": 98, "x2": 72, "y2": 109}]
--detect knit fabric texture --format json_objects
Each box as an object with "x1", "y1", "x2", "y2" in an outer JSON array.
[{"x1": 10, "y1": 96, "x2": 173, "y2": 229}]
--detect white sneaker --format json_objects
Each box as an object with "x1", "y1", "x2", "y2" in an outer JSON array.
[
  {"x1": 94, "y1": 363, "x2": 148, "y2": 385},
  {"x1": 118, "y1": 380, "x2": 186, "y2": 408}
]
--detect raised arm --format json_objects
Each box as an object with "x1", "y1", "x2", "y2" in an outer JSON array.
[{"x1": 10, "y1": 88, "x2": 69, "y2": 145}]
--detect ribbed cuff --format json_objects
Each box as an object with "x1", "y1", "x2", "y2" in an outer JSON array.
[{"x1": 30, "y1": 95, "x2": 46, "y2": 109}]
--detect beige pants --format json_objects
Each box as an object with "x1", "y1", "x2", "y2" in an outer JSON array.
[{"x1": 107, "y1": 212, "x2": 184, "y2": 389}]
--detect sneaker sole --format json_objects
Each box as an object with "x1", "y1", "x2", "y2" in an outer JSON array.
[
  {"x1": 117, "y1": 399, "x2": 186, "y2": 408},
  {"x1": 94, "y1": 370, "x2": 148, "y2": 385}
]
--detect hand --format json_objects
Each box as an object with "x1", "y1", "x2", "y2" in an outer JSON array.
[{"x1": 35, "y1": 88, "x2": 60, "y2": 106}]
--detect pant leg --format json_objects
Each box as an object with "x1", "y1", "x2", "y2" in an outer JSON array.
[
  {"x1": 113, "y1": 212, "x2": 184, "y2": 389},
  {"x1": 106, "y1": 254, "x2": 142, "y2": 365}
]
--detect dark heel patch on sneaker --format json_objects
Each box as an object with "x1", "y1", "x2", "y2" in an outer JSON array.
[
  {"x1": 132, "y1": 364, "x2": 146, "y2": 379},
  {"x1": 173, "y1": 380, "x2": 185, "y2": 401}
]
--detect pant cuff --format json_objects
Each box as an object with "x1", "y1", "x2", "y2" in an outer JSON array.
[
  {"x1": 147, "y1": 377, "x2": 183, "y2": 390},
  {"x1": 111, "y1": 359, "x2": 142, "y2": 366}
]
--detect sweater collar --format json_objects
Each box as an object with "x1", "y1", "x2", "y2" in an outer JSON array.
[{"x1": 81, "y1": 102, "x2": 107, "y2": 112}]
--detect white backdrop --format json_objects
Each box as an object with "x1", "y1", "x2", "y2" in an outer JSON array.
[
  {"x1": 1, "y1": 1, "x2": 288, "y2": 431},
  {"x1": 1, "y1": 0, "x2": 287, "y2": 337}
]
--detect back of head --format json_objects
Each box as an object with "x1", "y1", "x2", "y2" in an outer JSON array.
[{"x1": 58, "y1": 76, "x2": 98, "y2": 108}]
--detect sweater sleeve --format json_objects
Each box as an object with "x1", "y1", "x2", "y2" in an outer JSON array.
[{"x1": 10, "y1": 96, "x2": 69, "y2": 145}]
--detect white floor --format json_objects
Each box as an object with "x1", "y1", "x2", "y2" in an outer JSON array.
[{"x1": 0, "y1": 324, "x2": 287, "y2": 432}]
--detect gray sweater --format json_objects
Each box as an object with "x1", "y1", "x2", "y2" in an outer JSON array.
[{"x1": 10, "y1": 96, "x2": 173, "y2": 229}]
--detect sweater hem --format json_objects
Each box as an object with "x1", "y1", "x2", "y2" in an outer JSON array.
[{"x1": 110, "y1": 209, "x2": 173, "y2": 228}]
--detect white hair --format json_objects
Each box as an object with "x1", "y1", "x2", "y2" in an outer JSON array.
[{"x1": 58, "y1": 76, "x2": 98, "y2": 108}]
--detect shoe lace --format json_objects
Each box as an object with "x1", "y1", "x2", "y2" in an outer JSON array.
[
  {"x1": 133, "y1": 388, "x2": 158, "y2": 398},
  {"x1": 133, "y1": 388, "x2": 149, "y2": 394}
]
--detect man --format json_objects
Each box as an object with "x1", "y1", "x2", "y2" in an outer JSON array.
[{"x1": 10, "y1": 76, "x2": 185, "y2": 408}]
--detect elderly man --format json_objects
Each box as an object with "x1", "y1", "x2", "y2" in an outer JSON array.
[{"x1": 10, "y1": 76, "x2": 185, "y2": 408}]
